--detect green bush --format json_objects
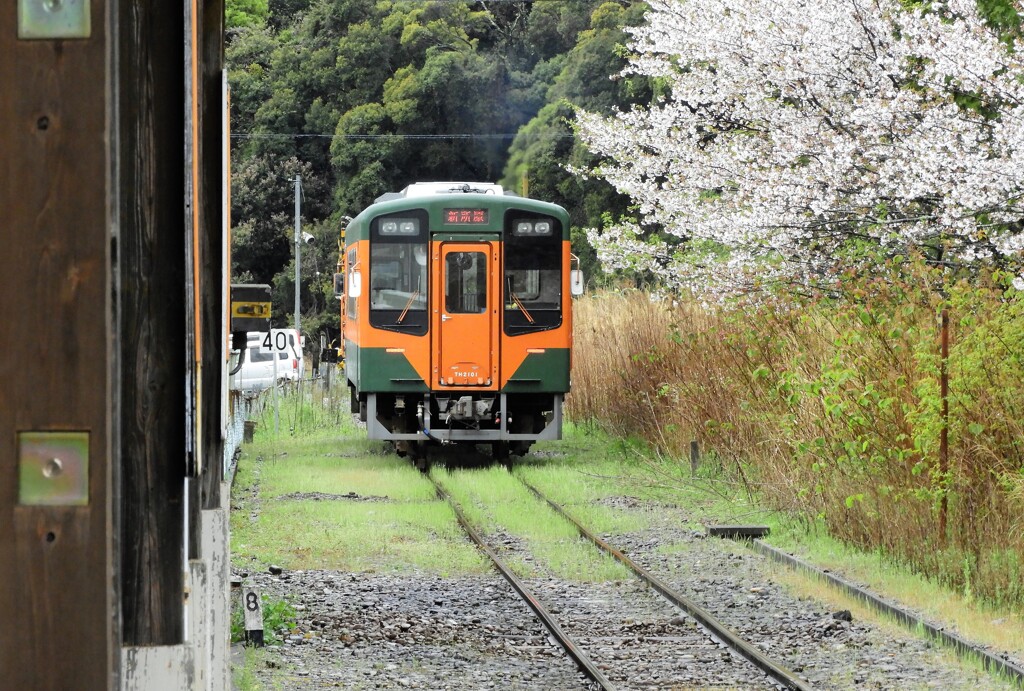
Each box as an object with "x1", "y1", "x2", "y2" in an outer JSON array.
[{"x1": 230, "y1": 592, "x2": 298, "y2": 645}]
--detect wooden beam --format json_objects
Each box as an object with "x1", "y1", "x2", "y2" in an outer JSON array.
[
  {"x1": 117, "y1": 0, "x2": 187, "y2": 645},
  {"x1": 0, "y1": 1, "x2": 115, "y2": 687},
  {"x1": 199, "y1": 0, "x2": 226, "y2": 512}
]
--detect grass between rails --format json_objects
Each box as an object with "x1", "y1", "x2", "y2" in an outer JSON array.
[
  {"x1": 234, "y1": 496, "x2": 487, "y2": 574},
  {"x1": 231, "y1": 386, "x2": 656, "y2": 583},
  {"x1": 258, "y1": 454, "x2": 436, "y2": 502},
  {"x1": 433, "y1": 465, "x2": 631, "y2": 582}
]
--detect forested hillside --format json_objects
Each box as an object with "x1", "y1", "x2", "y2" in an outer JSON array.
[{"x1": 226, "y1": 0, "x2": 648, "y2": 340}]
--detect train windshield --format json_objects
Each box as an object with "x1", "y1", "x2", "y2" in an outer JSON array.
[
  {"x1": 503, "y1": 213, "x2": 562, "y2": 335},
  {"x1": 369, "y1": 211, "x2": 429, "y2": 334}
]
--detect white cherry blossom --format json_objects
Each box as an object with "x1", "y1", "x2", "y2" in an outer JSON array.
[{"x1": 576, "y1": 0, "x2": 1024, "y2": 295}]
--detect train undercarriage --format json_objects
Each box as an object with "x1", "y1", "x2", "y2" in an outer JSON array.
[{"x1": 353, "y1": 388, "x2": 563, "y2": 462}]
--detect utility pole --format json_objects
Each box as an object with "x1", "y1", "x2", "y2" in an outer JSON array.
[{"x1": 294, "y1": 174, "x2": 302, "y2": 331}]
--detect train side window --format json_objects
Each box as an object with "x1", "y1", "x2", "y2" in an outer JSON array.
[
  {"x1": 507, "y1": 268, "x2": 541, "y2": 300},
  {"x1": 445, "y1": 252, "x2": 487, "y2": 314},
  {"x1": 346, "y1": 248, "x2": 358, "y2": 321}
]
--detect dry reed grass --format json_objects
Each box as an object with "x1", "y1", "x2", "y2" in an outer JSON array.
[{"x1": 570, "y1": 286, "x2": 1024, "y2": 611}]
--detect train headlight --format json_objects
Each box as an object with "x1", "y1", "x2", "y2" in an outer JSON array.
[
  {"x1": 380, "y1": 218, "x2": 419, "y2": 235},
  {"x1": 513, "y1": 218, "x2": 554, "y2": 236}
]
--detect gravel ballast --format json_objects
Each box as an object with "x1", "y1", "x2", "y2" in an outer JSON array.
[
  {"x1": 237, "y1": 528, "x2": 1018, "y2": 690},
  {"x1": 233, "y1": 468, "x2": 1020, "y2": 690}
]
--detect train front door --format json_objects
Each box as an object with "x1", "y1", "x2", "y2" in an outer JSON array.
[{"x1": 433, "y1": 242, "x2": 499, "y2": 388}]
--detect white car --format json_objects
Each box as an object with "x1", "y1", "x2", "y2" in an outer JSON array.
[
  {"x1": 267, "y1": 328, "x2": 305, "y2": 379},
  {"x1": 229, "y1": 330, "x2": 304, "y2": 392}
]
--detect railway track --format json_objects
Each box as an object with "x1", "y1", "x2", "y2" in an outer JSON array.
[
  {"x1": 425, "y1": 466, "x2": 814, "y2": 690},
  {"x1": 236, "y1": 436, "x2": 1022, "y2": 690},
  {"x1": 427, "y1": 475, "x2": 614, "y2": 690},
  {"x1": 518, "y1": 477, "x2": 815, "y2": 691}
]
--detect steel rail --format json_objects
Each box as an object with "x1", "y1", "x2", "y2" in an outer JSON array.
[
  {"x1": 749, "y1": 539, "x2": 1024, "y2": 688},
  {"x1": 426, "y1": 472, "x2": 617, "y2": 691},
  {"x1": 519, "y1": 479, "x2": 815, "y2": 691}
]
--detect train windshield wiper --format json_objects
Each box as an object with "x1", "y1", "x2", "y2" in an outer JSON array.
[
  {"x1": 395, "y1": 290, "x2": 420, "y2": 324},
  {"x1": 508, "y1": 290, "x2": 535, "y2": 324}
]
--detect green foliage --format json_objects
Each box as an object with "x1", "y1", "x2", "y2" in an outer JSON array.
[
  {"x1": 521, "y1": 0, "x2": 591, "y2": 64},
  {"x1": 227, "y1": 0, "x2": 269, "y2": 29},
  {"x1": 227, "y1": 27, "x2": 277, "y2": 138},
  {"x1": 267, "y1": 0, "x2": 312, "y2": 31},
  {"x1": 230, "y1": 155, "x2": 322, "y2": 298},
  {"x1": 230, "y1": 593, "x2": 297, "y2": 644},
  {"x1": 501, "y1": 2, "x2": 652, "y2": 288},
  {"x1": 230, "y1": 646, "x2": 265, "y2": 691},
  {"x1": 977, "y1": 0, "x2": 1022, "y2": 32}
]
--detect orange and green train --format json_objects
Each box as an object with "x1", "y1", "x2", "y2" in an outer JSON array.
[{"x1": 336, "y1": 182, "x2": 583, "y2": 460}]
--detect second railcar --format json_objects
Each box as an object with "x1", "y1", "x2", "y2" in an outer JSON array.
[{"x1": 337, "y1": 182, "x2": 582, "y2": 459}]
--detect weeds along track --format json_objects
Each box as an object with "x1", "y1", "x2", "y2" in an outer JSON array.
[{"x1": 426, "y1": 468, "x2": 811, "y2": 690}]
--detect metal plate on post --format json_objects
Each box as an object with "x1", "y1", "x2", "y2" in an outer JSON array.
[
  {"x1": 230, "y1": 284, "x2": 272, "y2": 333},
  {"x1": 18, "y1": 0, "x2": 91, "y2": 40},
  {"x1": 18, "y1": 431, "x2": 90, "y2": 506}
]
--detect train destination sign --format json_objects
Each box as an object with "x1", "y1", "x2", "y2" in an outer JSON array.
[{"x1": 444, "y1": 208, "x2": 488, "y2": 224}]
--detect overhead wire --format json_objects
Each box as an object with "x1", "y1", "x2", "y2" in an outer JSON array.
[{"x1": 230, "y1": 132, "x2": 576, "y2": 139}]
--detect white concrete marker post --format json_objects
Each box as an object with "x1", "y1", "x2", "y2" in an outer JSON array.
[{"x1": 241, "y1": 585, "x2": 265, "y2": 647}]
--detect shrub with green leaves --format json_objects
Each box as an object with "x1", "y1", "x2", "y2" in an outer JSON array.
[{"x1": 230, "y1": 593, "x2": 298, "y2": 645}]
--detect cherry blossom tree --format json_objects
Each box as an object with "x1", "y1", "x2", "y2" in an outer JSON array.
[{"x1": 575, "y1": 0, "x2": 1024, "y2": 295}]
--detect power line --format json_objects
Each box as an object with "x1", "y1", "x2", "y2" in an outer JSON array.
[
  {"x1": 230, "y1": 132, "x2": 575, "y2": 140},
  {"x1": 422, "y1": 0, "x2": 614, "y2": 3}
]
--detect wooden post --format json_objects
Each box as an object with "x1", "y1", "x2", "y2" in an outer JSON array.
[
  {"x1": 690, "y1": 440, "x2": 700, "y2": 477},
  {"x1": 199, "y1": 0, "x2": 227, "y2": 514},
  {"x1": 117, "y1": 0, "x2": 187, "y2": 644},
  {"x1": 938, "y1": 306, "x2": 950, "y2": 545},
  {"x1": 0, "y1": 2, "x2": 116, "y2": 687},
  {"x1": 4, "y1": 1, "x2": 229, "y2": 685}
]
